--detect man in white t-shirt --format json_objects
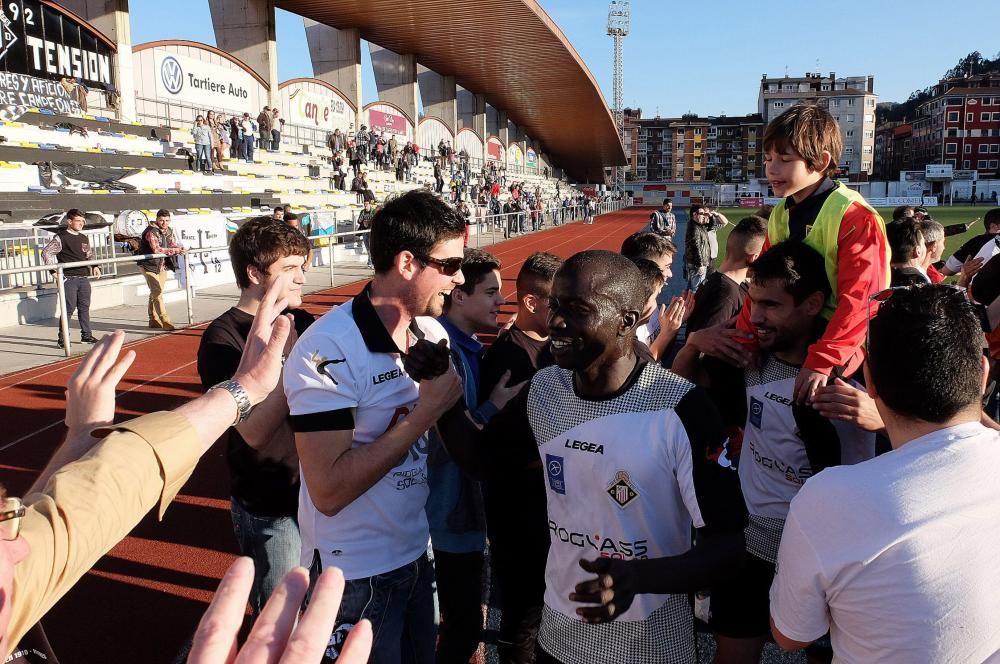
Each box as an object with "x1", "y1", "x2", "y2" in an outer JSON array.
[
  {"x1": 770, "y1": 284, "x2": 1000, "y2": 662},
  {"x1": 283, "y1": 189, "x2": 467, "y2": 663}
]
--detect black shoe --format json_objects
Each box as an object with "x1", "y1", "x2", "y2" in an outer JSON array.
[{"x1": 81, "y1": 335, "x2": 98, "y2": 344}]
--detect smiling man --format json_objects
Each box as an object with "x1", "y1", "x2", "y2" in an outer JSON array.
[
  {"x1": 197, "y1": 217, "x2": 313, "y2": 621},
  {"x1": 435, "y1": 250, "x2": 746, "y2": 664},
  {"x1": 283, "y1": 189, "x2": 466, "y2": 663}
]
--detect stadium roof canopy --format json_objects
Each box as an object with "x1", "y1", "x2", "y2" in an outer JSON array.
[{"x1": 278, "y1": 0, "x2": 626, "y2": 182}]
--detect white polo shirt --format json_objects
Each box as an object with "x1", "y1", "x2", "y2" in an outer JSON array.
[{"x1": 283, "y1": 284, "x2": 448, "y2": 579}]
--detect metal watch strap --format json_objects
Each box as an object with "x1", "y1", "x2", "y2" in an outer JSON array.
[{"x1": 211, "y1": 379, "x2": 253, "y2": 426}]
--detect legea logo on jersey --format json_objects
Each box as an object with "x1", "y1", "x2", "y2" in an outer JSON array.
[
  {"x1": 161, "y1": 56, "x2": 184, "y2": 95},
  {"x1": 749, "y1": 396, "x2": 764, "y2": 428},
  {"x1": 545, "y1": 454, "x2": 566, "y2": 495}
]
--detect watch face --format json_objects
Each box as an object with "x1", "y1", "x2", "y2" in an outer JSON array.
[{"x1": 116, "y1": 210, "x2": 149, "y2": 236}]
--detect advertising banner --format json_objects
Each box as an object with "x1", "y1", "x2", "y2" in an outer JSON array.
[
  {"x1": 509, "y1": 144, "x2": 524, "y2": 166},
  {"x1": 526, "y1": 148, "x2": 537, "y2": 168},
  {"x1": 738, "y1": 197, "x2": 763, "y2": 208},
  {"x1": 487, "y1": 138, "x2": 503, "y2": 161},
  {"x1": 154, "y1": 50, "x2": 257, "y2": 112},
  {"x1": 369, "y1": 108, "x2": 405, "y2": 135},
  {"x1": 0, "y1": 1, "x2": 115, "y2": 89},
  {"x1": 0, "y1": 71, "x2": 81, "y2": 114},
  {"x1": 287, "y1": 87, "x2": 350, "y2": 131}
]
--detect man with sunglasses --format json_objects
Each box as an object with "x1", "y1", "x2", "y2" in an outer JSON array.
[
  {"x1": 283, "y1": 189, "x2": 466, "y2": 663},
  {"x1": 770, "y1": 284, "x2": 1000, "y2": 662}
]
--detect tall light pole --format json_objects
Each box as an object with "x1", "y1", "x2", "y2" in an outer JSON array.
[{"x1": 607, "y1": 0, "x2": 630, "y2": 194}]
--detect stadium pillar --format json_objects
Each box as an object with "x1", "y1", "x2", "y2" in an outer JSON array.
[
  {"x1": 59, "y1": 0, "x2": 136, "y2": 122},
  {"x1": 304, "y1": 20, "x2": 362, "y2": 116},
  {"x1": 208, "y1": 0, "x2": 280, "y2": 108},
  {"x1": 457, "y1": 88, "x2": 485, "y2": 137},
  {"x1": 369, "y1": 45, "x2": 419, "y2": 127},
  {"x1": 418, "y1": 66, "x2": 457, "y2": 133},
  {"x1": 498, "y1": 111, "x2": 510, "y2": 147}
]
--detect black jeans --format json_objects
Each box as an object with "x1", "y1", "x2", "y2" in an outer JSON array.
[
  {"x1": 61, "y1": 275, "x2": 92, "y2": 338},
  {"x1": 433, "y1": 549, "x2": 485, "y2": 664}
]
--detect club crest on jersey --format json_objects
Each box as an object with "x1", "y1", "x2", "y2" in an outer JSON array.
[
  {"x1": 546, "y1": 454, "x2": 566, "y2": 495},
  {"x1": 607, "y1": 470, "x2": 639, "y2": 509},
  {"x1": 309, "y1": 350, "x2": 347, "y2": 385},
  {"x1": 749, "y1": 396, "x2": 764, "y2": 428}
]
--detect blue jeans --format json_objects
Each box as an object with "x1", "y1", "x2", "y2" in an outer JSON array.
[
  {"x1": 60, "y1": 275, "x2": 92, "y2": 338},
  {"x1": 324, "y1": 553, "x2": 436, "y2": 664},
  {"x1": 687, "y1": 265, "x2": 708, "y2": 292},
  {"x1": 194, "y1": 144, "x2": 212, "y2": 171},
  {"x1": 229, "y1": 499, "x2": 301, "y2": 619},
  {"x1": 243, "y1": 136, "x2": 255, "y2": 162}
]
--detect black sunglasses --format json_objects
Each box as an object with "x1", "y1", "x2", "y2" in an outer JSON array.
[{"x1": 416, "y1": 255, "x2": 464, "y2": 276}]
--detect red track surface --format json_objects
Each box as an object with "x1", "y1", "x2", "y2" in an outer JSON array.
[{"x1": 0, "y1": 208, "x2": 650, "y2": 663}]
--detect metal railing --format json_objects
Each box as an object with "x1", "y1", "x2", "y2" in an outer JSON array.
[
  {"x1": 0, "y1": 227, "x2": 119, "y2": 290},
  {"x1": 0, "y1": 246, "x2": 220, "y2": 357}
]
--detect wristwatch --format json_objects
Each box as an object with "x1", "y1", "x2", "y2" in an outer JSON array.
[{"x1": 210, "y1": 379, "x2": 253, "y2": 426}]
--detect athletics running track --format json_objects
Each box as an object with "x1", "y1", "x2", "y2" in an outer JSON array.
[{"x1": 0, "y1": 208, "x2": 653, "y2": 663}]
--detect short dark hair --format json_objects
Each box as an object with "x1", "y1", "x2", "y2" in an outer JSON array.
[
  {"x1": 284, "y1": 212, "x2": 298, "y2": 222},
  {"x1": 156, "y1": 209, "x2": 170, "y2": 220},
  {"x1": 689, "y1": 203, "x2": 707, "y2": 218},
  {"x1": 984, "y1": 208, "x2": 1000, "y2": 231},
  {"x1": 631, "y1": 258, "x2": 665, "y2": 302},
  {"x1": 748, "y1": 241, "x2": 831, "y2": 304},
  {"x1": 868, "y1": 285, "x2": 983, "y2": 422},
  {"x1": 558, "y1": 250, "x2": 646, "y2": 318},
  {"x1": 887, "y1": 220, "x2": 923, "y2": 264},
  {"x1": 662, "y1": 198, "x2": 672, "y2": 207},
  {"x1": 727, "y1": 216, "x2": 768, "y2": 259},
  {"x1": 229, "y1": 218, "x2": 309, "y2": 289},
  {"x1": 274, "y1": 206, "x2": 284, "y2": 213},
  {"x1": 516, "y1": 251, "x2": 562, "y2": 298},
  {"x1": 620, "y1": 232, "x2": 676, "y2": 261},
  {"x1": 65, "y1": 208, "x2": 85, "y2": 221},
  {"x1": 892, "y1": 205, "x2": 915, "y2": 221},
  {"x1": 763, "y1": 104, "x2": 843, "y2": 176},
  {"x1": 370, "y1": 189, "x2": 465, "y2": 273},
  {"x1": 455, "y1": 248, "x2": 501, "y2": 296}
]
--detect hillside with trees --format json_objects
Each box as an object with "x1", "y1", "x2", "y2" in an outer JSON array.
[{"x1": 876, "y1": 50, "x2": 1000, "y2": 124}]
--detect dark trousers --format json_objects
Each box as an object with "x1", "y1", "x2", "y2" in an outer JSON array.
[
  {"x1": 433, "y1": 549, "x2": 485, "y2": 664},
  {"x1": 61, "y1": 275, "x2": 92, "y2": 338}
]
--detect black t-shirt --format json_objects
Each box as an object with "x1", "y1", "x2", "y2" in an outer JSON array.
[
  {"x1": 952, "y1": 232, "x2": 996, "y2": 264},
  {"x1": 687, "y1": 272, "x2": 745, "y2": 334},
  {"x1": 890, "y1": 266, "x2": 930, "y2": 288},
  {"x1": 197, "y1": 306, "x2": 315, "y2": 517},
  {"x1": 479, "y1": 325, "x2": 554, "y2": 396},
  {"x1": 5, "y1": 624, "x2": 59, "y2": 664}
]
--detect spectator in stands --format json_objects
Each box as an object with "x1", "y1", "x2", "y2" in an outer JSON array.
[
  {"x1": 197, "y1": 219, "x2": 311, "y2": 621},
  {"x1": 41, "y1": 209, "x2": 99, "y2": 347},
  {"x1": 0, "y1": 289, "x2": 376, "y2": 663},
  {"x1": 192, "y1": 115, "x2": 213, "y2": 173},
  {"x1": 270, "y1": 109, "x2": 282, "y2": 151},
  {"x1": 328, "y1": 128, "x2": 345, "y2": 162},
  {"x1": 283, "y1": 189, "x2": 467, "y2": 664},
  {"x1": 272, "y1": 206, "x2": 284, "y2": 222},
  {"x1": 920, "y1": 219, "x2": 946, "y2": 284},
  {"x1": 240, "y1": 113, "x2": 256, "y2": 163},
  {"x1": 257, "y1": 107, "x2": 272, "y2": 153},
  {"x1": 284, "y1": 212, "x2": 312, "y2": 273},
  {"x1": 887, "y1": 220, "x2": 930, "y2": 287},
  {"x1": 228, "y1": 116, "x2": 241, "y2": 159},
  {"x1": 332, "y1": 150, "x2": 347, "y2": 190},
  {"x1": 137, "y1": 210, "x2": 186, "y2": 332},
  {"x1": 434, "y1": 162, "x2": 445, "y2": 194},
  {"x1": 206, "y1": 110, "x2": 224, "y2": 171},
  {"x1": 687, "y1": 216, "x2": 767, "y2": 334},
  {"x1": 770, "y1": 285, "x2": 1000, "y2": 662},
  {"x1": 478, "y1": 252, "x2": 561, "y2": 663},
  {"x1": 219, "y1": 116, "x2": 232, "y2": 166}
]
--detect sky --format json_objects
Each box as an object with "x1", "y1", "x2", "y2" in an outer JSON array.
[{"x1": 129, "y1": 0, "x2": 1000, "y2": 119}]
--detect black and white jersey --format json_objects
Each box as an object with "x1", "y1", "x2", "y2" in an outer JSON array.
[
  {"x1": 517, "y1": 361, "x2": 744, "y2": 664},
  {"x1": 741, "y1": 355, "x2": 875, "y2": 563}
]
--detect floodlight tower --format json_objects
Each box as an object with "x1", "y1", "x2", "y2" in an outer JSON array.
[{"x1": 607, "y1": 0, "x2": 630, "y2": 193}]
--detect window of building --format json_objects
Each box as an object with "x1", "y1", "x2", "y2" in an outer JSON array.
[
  {"x1": 846, "y1": 114, "x2": 855, "y2": 123},
  {"x1": 867, "y1": 98, "x2": 875, "y2": 107},
  {"x1": 821, "y1": 84, "x2": 830, "y2": 91},
  {"x1": 990, "y1": 160, "x2": 999, "y2": 169},
  {"x1": 677, "y1": 142, "x2": 684, "y2": 149},
  {"x1": 847, "y1": 98, "x2": 856, "y2": 106},
  {"x1": 946, "y1": 97, "x2": 962, "y2": 105},
  {"x1": 994, "y1": 112, "x2": 1000, "y2": 121},
  {"x1": 864, "y1": 130, "x2": 874, "y2": 139},
  {"x1": 694, "y1": 157, "x2": 701, "y2": 164},
  {"x1": 846, "y1": 130, "x2": 854, "y2": 137},
  {"x1": 863, "y1": 145, "x2": 872, "y2": 154},
  {"x1": 964, "y1": 160, "x2": 971, "y2": 168},
  {"x1": 980, "y1": 144, "x2": 990, "y2": 153},
  {"x1": 831, "y1": 99, "x2": 840, "y2": 107},
  {"x1": 992, "y1": 144, "x2": 1000, "y2": 153},
  {"x1": 694, "y1": 128, "x2": 702, "y2": 135},
  {"x1": 947, "y1": 111, "x2": 960, "y2": 122},
  {"x1": 979, "y1": 160, "x2": 989, "y2": 169},
  {"x1": 862, "y1": 161, "x2": 871, "y2": 171},
  {"x1": 968, "y1": 113, "x2": 975, "y2": 122},
  {"x1": 946, "y1": 143, "x2": 958, "y2": 154},
  {"x1": 844, "y1": 145, "x2": 855, "y2": 154},
  {"x1": 864, "y1": 114, "x2": 874, "y2": 123},
  {"x1": 966, "y1": 144, "x2": 973, "y2": 153},
  {"x1": 946, "y1": 159, "x2": 956, "y2": 167},
  {"x1": 983, "y1": 112, "x2": 992, "y2": 122},
  {"x1": 773, "y1": 101, "x2": 785, "y2": 109}
]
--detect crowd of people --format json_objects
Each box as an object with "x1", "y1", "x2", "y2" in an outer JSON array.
[
  {"x1": 8, "y1": 101, "x2": 1000, "y2": 664},
  {"x1": 188, "y1": 106, "x2": 285, "y2": 172}
]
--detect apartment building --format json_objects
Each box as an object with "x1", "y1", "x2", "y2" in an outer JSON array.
[
  {"x1": 873, "y1": 121, "x2": 914, "y2": 180},
  {"x1": 758, "y1": 72, "x2": 877, "y2": 177}
]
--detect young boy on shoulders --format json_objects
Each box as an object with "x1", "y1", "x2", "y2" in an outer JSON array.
[{"x1": 736, "y1": 104, "x2": 890, "y2": 403}]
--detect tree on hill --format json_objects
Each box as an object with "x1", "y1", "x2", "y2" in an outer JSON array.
[{"x1": 876, "y1": 50, "x2": 1000, "y2": 125}]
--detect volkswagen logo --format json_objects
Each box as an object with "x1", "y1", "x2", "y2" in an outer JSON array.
[{"x1": 160, "y1": 56, "x2": 184, "y2": 95}]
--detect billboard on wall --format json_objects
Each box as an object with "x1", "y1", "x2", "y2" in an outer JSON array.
[
  {"x1": 369, "y1": 108, "x2": 405, "y2": 135},
  {"x1": 487, "y1": 138, "x2": 503, "y2": 161},
  {"x1": 286, "y1": 87, "x2": 350, "y2": 131},
  {"x1": 154, "y1": 50, "x2": 257, "y2": 112},
  {"x1": 509, "y1": 144, "x2": 524, "y2": 166},
  {"x1": 0, "y1": 1, "x2": 115, "y2": 89},
  {"x1": 526, "y1": 148, "x2": 537, "y2": 168}
]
